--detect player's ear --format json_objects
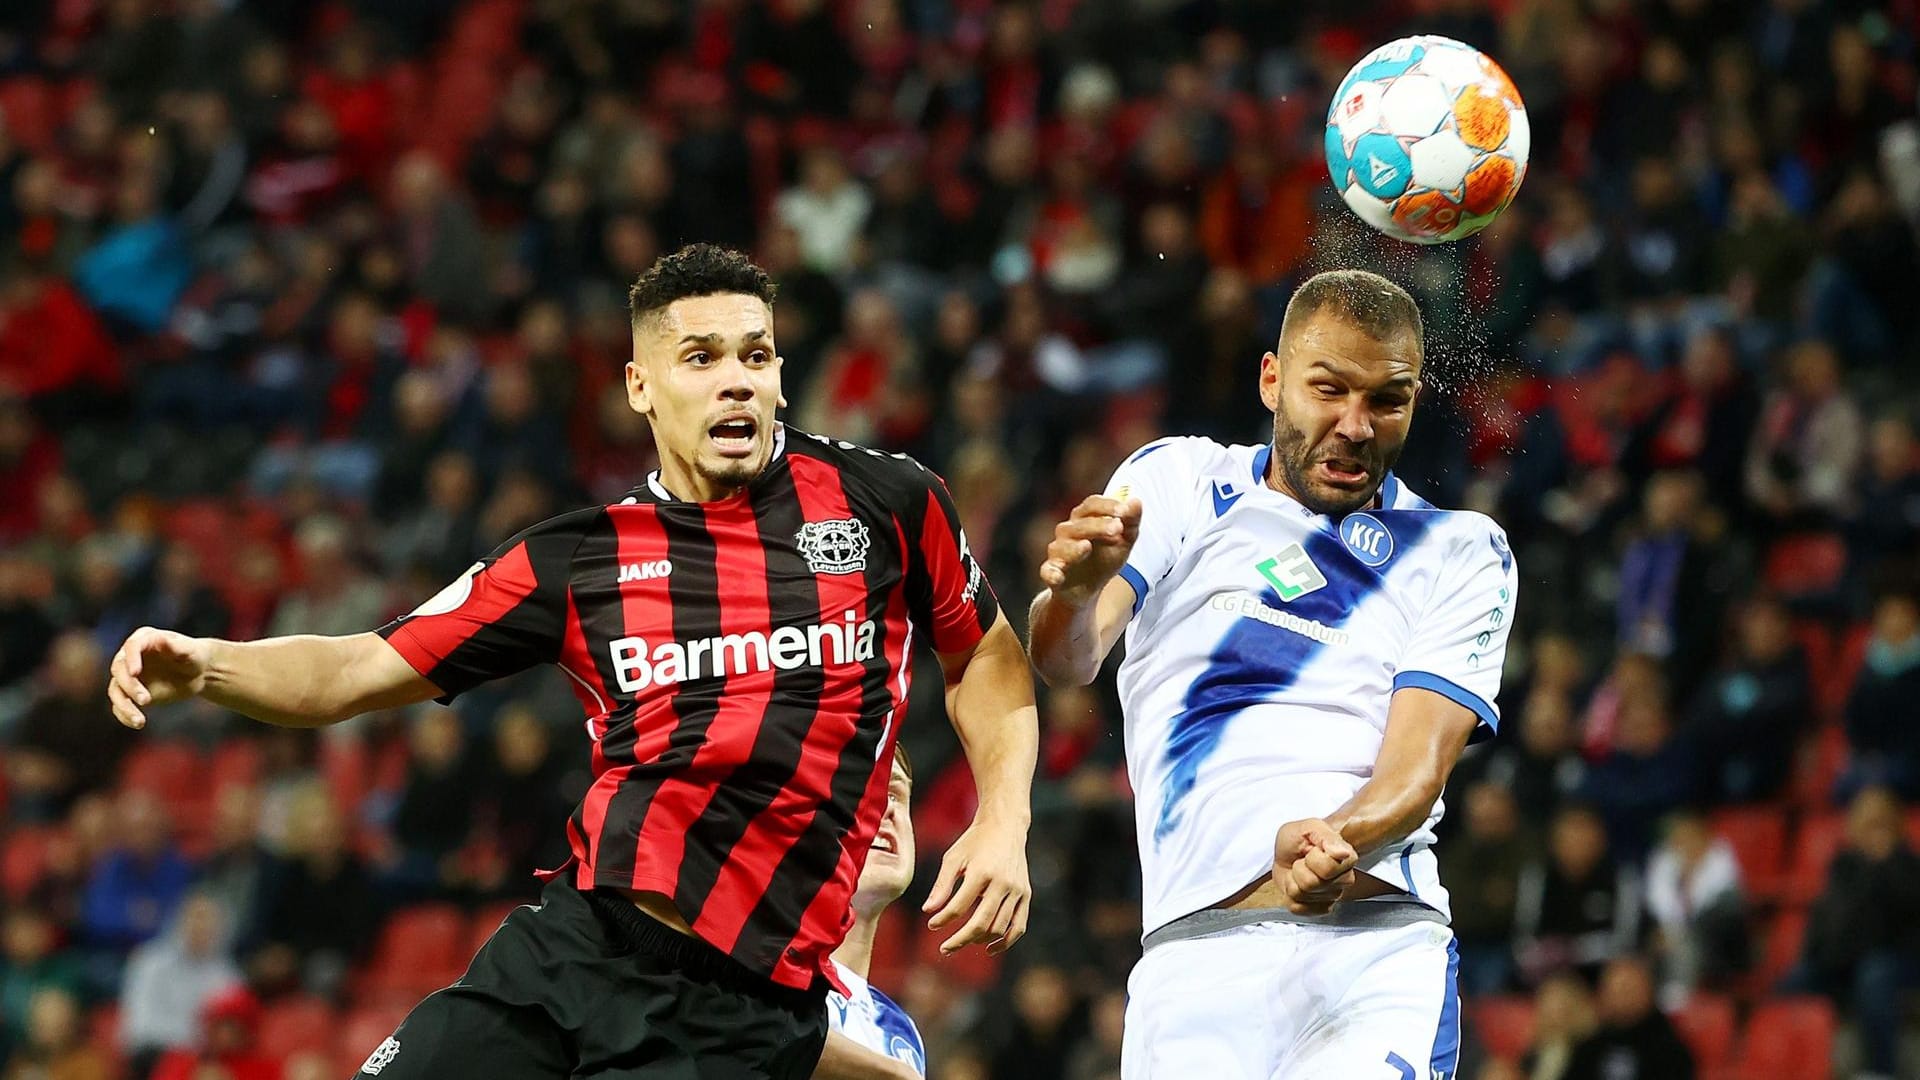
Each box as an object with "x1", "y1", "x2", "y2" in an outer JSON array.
[
  {"x1": 625, "y1": 358, "x2": 652, "y2": 416},
  {"x1": 774, "y1": 354, "x2": 787, "y2": 409},
  {"x1": 1258, "y1": 351, "x2": 1283, "y2": 412}
]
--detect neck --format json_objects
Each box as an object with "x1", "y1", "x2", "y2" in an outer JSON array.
[{"x1": 832, "y1": 907, "x2": 881, "y2": 979}]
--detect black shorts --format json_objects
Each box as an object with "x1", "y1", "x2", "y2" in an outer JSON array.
[{"x1": 350, "y1": 877, "x2": 829, "y2": 1079}]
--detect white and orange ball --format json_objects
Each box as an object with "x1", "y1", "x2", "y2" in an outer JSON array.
[{"x1": 1325, "y1": 35, "x2": 1529, "y2": 244}]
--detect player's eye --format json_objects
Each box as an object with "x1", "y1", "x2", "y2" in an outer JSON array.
[
  {"x1": 746, "y1": 350, "x2": 771, "y2": 365},
  {"x1": 1314, "y1": 382, "x2": 1342, "y2": 397},
  {"x1": 686, "y1": 352, "x2": 711, "y2": 366}
]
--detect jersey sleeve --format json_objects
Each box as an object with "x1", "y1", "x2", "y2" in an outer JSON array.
[
  {"x1": 902, "y1": 464, "x2": 999, "y2": 655},
  {"x1": 1392, "y1": 522, "x2": 1518, "y2": 741},
  {"x1": 376, "y1": 514, "x2": 588, "y2": 702},
  {"x1": 1102, "y1": 438, "x2": 1199, "y2": 615}
]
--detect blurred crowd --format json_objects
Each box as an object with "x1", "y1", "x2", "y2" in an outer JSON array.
[{"x1": 0, "y1": 0, "x2": 1918, "y2": 1077}]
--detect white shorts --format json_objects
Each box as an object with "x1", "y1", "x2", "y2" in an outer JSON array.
[{"x1": 1121, "y1": 918, "x2": 1460, "y2": 1080}]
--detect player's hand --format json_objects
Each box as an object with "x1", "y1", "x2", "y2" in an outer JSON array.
[
  {"x1": 1038, "y1": 494, "x2": 1143, "y2": 607},
  {"x1": 921, "y1": 814, "x2": 1031, "y2": 956},
  {"x1": 108, "y1": 627, "x2": 213, "y2": 730},
  {"x1": 1272, "y1": 818, "x2": 1359, "y2": 916}
]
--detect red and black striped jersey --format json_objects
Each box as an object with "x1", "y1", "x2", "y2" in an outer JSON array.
[{"x1": 376, "y1": 426, "x2": 998, "y2": 989}]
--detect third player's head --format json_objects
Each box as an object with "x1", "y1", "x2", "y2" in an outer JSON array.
[
  {"x1": 1259, "y1": 269, "x2": 1424, "y2": 517},
  {"x1": 627, "y1": 245, "x2": 783, "y2": 501},
  {"x1": 852, "y1": 745, "x2": 916, "y2": 918}
]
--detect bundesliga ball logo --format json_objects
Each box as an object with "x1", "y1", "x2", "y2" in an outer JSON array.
[{"x1": 1325, "y1": 35, "x2": 1530, "y2": 244}]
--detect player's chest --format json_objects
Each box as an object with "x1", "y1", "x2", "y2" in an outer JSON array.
[{"x1": 1166, "y1": 506, "x2": 1437, "y2": 647}]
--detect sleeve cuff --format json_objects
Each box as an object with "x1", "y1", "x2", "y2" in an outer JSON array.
[
  {"x1": 376, "y1": 622, "x2": 457, "y2": 705},
  {"x1": 1117, "y1": 564, "x2": 1149, "y2": 616},
  {"x1": 1391, "y1": 671, "x2": 1498, "y2": 739}
]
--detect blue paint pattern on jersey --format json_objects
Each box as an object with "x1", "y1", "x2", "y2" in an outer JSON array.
[{"x1": 1153, "y1": 509, "x2": 1440, "y2": 843}]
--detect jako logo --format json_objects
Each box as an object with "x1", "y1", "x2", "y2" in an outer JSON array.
[
  {"x1": 618, "y1": 560, "x2": 672, "y2": 584},
  {"x1": 611, "y1": 610, "x2": 877, "y2": 692}
]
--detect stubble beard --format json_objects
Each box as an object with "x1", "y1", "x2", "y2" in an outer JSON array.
[{"x1": 1268, "y1": 405, "x2": 1399, "y2": 517}]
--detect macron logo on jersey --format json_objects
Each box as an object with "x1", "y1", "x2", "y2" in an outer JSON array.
[
  {"x1": 610, "y1": 611, "x2": 877, "y2": 692},
  {"x1": 1210, "y1": 481, "x2": 1242, "y2": 517}
]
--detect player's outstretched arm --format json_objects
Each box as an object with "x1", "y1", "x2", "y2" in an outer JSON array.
[
  {"x1": 1027, "y1": 494, "x2": 1142, "y2": 686},
  {"x1": 811, "y1": 1030, "x2": 920, "y2": 1080},
  {"x1": 922, "y1": 612, "x2": 1038, "y2": 957},
  {"x1": 108, "y1": 627, "x2": 442, "y2": 731}
]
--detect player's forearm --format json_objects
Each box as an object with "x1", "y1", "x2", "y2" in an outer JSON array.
[
  {"x1": 202, "y1": 633, "x2": 430, "y2": 727},
  {"x1": 811, "y1": 1030, "x2": 918, "y2": 1080},
  {"x1": 946, "y1": 620, "x2": 1038, "y2": 826},
  {"x1": 1026, "y1": 588, "x2": 1105, "y2": 686},
  {"x1": 1322, "y1": 774, "x2": 1446, "y2": 860}
]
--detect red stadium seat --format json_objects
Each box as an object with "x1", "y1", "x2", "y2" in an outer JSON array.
[
  {"x1": 1735, "y1": 997, "x2": 1835, "y2": 1080},
  {"x1": 1, "y1": 826, "x2": 56, "y2": 901},
  {"x1": 1667, "y1": 993, "x2": 1735, "y2": 1072},
  {"x1": 1826, "y1": 621, "x2": 1872, "y2": 718},
  {"x1": 208, "y1": 739, "x2": 264, "y2": 790},
  {"x1": 867, "y1": 906, "x2": 912, "y2": 990},
  {"x1": 1465, "y1": 995, "x2": 1534, "y2": 1062},
  {"x1": 1790, "y1": 726, "x2": 1850, "y2": 811},
  {"x1": 120, "y1": 740, "x2": 206, "y2": 800},
  {"x1": 1763, "y1": 533, "x2": 1848, "y2": 599},
  {"x1": 1784, "y1": 813, "x2": 1846, "y2": 906},
  {"x1": 1709, "y1": 806, "x2": 1789, "y2": 901},
  {"x1": 256, "y1": 996, "x2": 336, "y2": 1061},
  {"x1": 359, "y1": 904, "x2": 469, "y2": 998},
  {"x1": 1751, "y1": 910, "x2": 1809, "y2": 996},
  {"x1": 0, "y1": 77, "x2": 58, "y2": 153}
]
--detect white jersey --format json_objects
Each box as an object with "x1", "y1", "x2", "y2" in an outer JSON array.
[
  {"x1": 1107, "y1": 436, "x2": 1518, "y2": 936},
  {"x1": 827, "y1": 959, "x2": 926, "y2": 1075}
]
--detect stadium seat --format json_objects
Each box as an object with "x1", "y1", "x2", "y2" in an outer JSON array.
[
  {"x1": 1784, "y1": 813, "x2": 1846, "y2": 906},
  {"x1": 1826, "y1": 621, "x2": 1872, "y2": 718},
  {"x1": 119, "y1": 740, "x2": 206, "y2": 800},
  {"x1": 867, "y1": 906, "x2": 911, "y2": 990},
  {"x1": 1752, "y1": 910, "x2": 1809, "y2": 996},
  {"x1": 1790, "y1": 726, "x2": 1850, "y2": 811},
  {"x1": 1709, "y1": 806, "x2": 1789, "y2": 901},
  {"x1": 1465, "y1": 995, "x2": 1534, "y2": 1062},
  {"x1": 208, "y1": 738, "x2": 264, "y2": 790},
  {"x1": 1734, "y1": 996, "x2": 1835, "y2": 1079},
  {"x1": 1763, "y1": 533, "x2": 1848, "y2": 599},
  {"x1": 1, "y1": 826, "x2": 55, "y2": 901},
  {"x1": 256, "y1": 996, "x2": 337, "y2": 1061},
  {"x1": 1667, "y1": 993, "x2": 1735, "y2": 1072},
  {"x1": 359, "y1": 904, "x2": 470, "y2": 998}
]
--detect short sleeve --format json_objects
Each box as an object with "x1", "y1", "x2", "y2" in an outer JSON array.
[
  {"x1": 904, "y1": 466, "x2": 999, "y2": 655},
  {"x1": 377, "y1": 515, "x2": 587, "y2": 702},
  {"x1": 1391, "y1": 523, "x2": 1518, "y2": 741},
  {"x1": 1102, "y1": 438, "x2": 1199, "y2": 616}
]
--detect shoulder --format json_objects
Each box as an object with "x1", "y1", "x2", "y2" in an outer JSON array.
[
  {"x1": 1385, "y1": 486, "x2": 1514, "y2": 571},
  {"x1": 786, "y1": 427, "x2": 937, "y2": 489},
  {"x1": 868, "y1": 985, "x2": 927, "y2": 1058},
  {"x1": 498, "y1": 504, "x2": 609, "y2": 548},
  {"x1": 1114, "y1": 435, "x2": 1241, "y2": 478}
]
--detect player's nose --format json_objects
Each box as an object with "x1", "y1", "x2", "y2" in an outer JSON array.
[{"x1": 1333, "y1": 398, "x2": 1374, "y2": 443}]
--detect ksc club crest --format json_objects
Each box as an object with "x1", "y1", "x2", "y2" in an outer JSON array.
[{"x1": 796, "y1": 518, "x2": 870, "y2": 575}]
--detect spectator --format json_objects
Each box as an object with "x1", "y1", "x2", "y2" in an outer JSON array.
[
  {"x1": 0, "y1": 908, "x2": 83, "y2": 1058},
  {"x1": 126, "y1": 543, "x2": 230, "y2": 642},
  {"x1": 1, "y1": 988, "x2": 111, "y2": 1080},
  {"x1": 5, "y1": 631, "x2": 133, "y2": 822},
  {"x1": 1514, "y1": 804, "x2": 1643, "y2": 987},
  {"x1": 71, "y1": 172, "x2": 192, "y2": 334},
  {"x1": 149, "y1": 986, "x2": 277, "y2": 1080},
  {"x1": 1615, "y1": 470, "x2": 1729, "y2": 688},
  {"x1": 476, "y1": 705, "x2": 575, "y2": 898},
  {"x1": 1792, "y1": 786, "x2": 1920, "y2": 1080},
  {"x1": 1626, "y1": 325, "x2": 1758, "y2": 517},
  {"x1": 1441, "y1": 783, "x2": 1535, "y2": 997},
  {"x1": 1563, "y1": 955, "x2": 1694, "y2": 1080},
  {"x1": 119, "y1": 893, "x2": 242, "y2": 1077},
  {"x1": 1064, "y1": 988, "x2": 1123, "y2": 1080},
  {"x1": 1839, "y1": 587, "x2": 1920, "y2": 801},
  {"x1": 389, "y1": 152, "x2": 490, "y2": 324},
  {"x1": 248, "y1": 783, "x2": 378, "y2": 999},
  {"x1": 1684, "y1": 592, "x2": 1813, "y2": 803},
  {"x1": 1452, "y1": 688, "x2": 1588, "y2": 826},
  {"x1": 1518, "y1": 972, "x2": 1598, "y2": 1080},
  {"x1": 1849, "y1": 415, "x2": 1920, "y2": 578},
  {"x1": 1582, "y1": 684, "x2": 1695, "y2": 862},
  {"x1": 197, "y1": 785, "x2": 269, "y2": 942},
  {"x1": 78, "y1": 791, "x2": 195, "y2": 959},
  {"x1": 990, "y1": 965, "x2": 1085, "y2": 1080},
  {"x1": 774, "y1": 147, "x2": 871, "y2": 279},
  {"x1": 1643, "y1": 810, "x2": 1747, "y2": 1008},
  {"x1": 263, "y1": 518, "x2": 386, "y2": 641},
  {"x1": 380, "y1": 710, "x2": 480, "y2": 903},
  {"x1": 796, "y1": 288, "x2": 925, "y2": 449},
  {"x1": 1743, "y1": 338, "x2": 1863, "y2": 530}
]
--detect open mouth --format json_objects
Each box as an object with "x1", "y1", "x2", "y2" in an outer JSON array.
[
  {"x1": 708, "y1": 416, "x2": 758, "y2": 457},
  {"x1": 1317, "y1": 457, "x2": 1371, "y2": 488},
  {"x1": 870, "y1": 830, "x2": 898, "y2": 855}
]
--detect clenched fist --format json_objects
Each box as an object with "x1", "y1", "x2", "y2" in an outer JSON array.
[
  {"x1": 1038, "y1": 494, "x2": 1143, "y2": 608},
  {"x1": 1272, "y1": 818, "x2": 1358, "y2": 916}
]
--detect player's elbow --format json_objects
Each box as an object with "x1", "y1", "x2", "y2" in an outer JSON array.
[{"x1": 1031, "y1": 653, "x2": 1096, "y2": 688}]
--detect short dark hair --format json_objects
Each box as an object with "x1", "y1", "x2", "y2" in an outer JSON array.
[
  {"x1": 1280, "y1": 269, "x2": 1425, "y2": 356},
  {"x1": 626, "y1": 244, "x2": 777, "y2": 330}
]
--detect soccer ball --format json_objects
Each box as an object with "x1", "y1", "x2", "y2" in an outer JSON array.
[{"x1": 1324, "y1": 36, "x2": 1529, "y2": 245}]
